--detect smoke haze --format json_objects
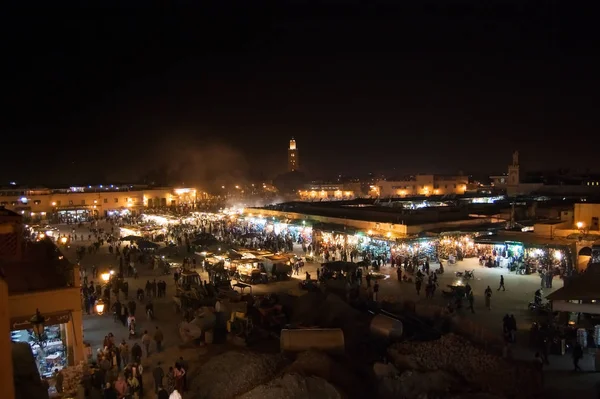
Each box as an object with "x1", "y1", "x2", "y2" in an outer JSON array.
[{"x1": 117, "y1": 134, "x2": 250, "y2": 189}]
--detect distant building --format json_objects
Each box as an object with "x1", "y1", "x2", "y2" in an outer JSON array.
[
  {"x1": 490, "y1": 150, "x2": 521, "y2": 192},
  {"x1": 490, "y1": 151, "x2": 600, "y2": 197},
  {"x1": 298, "y1": 182, "x2": 360, "y2": 201},
  {"x1": 574, "y1": 203, "x2": 600, "y2": 232},
  {"x1": 288, "y1": 138, "x2": 299, "y2": 172},
  {"x1": 0, "y1": 185, "x2": 207, "y2": 223},
  {"x1": 375, "y1": 175, "x2": 469, "y2": 197}
]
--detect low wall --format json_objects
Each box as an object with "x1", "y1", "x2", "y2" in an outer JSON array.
[
  {"x1": 408, "y1": 217, "x2": 499, "y2": 235},
  {"x1": 245, "y1": 208, "x2": 497, "y2": 236},
  {"x1": 246, "y1": 208, "x2": 409, "y2": 235},
  {"x1": 534, "y1": 225, "x2": 577, "y2": 238}
]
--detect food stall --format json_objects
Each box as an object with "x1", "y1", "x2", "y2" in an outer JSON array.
[
  {"x1": 437, "y1": 233, "x2": 477, "y2": 260},
  {"x1": 233, "y1": 259, "x2": 264, "y2": 284},
  {"x1": 474, "y1": 233, "x2": 574, "y2": 276},
  {"x1": 120, "y1": 225, "x2": 165, "y2": 241},
  {"x1": 260, "y1": 254, "x2": 293, "y2": 280},
  {"x1": 392, "y1": 238, "x2": 438, "y2": 263}
]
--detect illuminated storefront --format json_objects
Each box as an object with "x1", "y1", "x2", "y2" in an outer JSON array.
[
  {"x1": 437, "y1": 234, "x2": 477, "y2": 260},
  {"x1": 55, "y1": 207, "x2": 98, "y2": 223},
  {"x1": 5, "y1": 285, "x2": 84, "y2": 392},
  {"x1": 10, "y1": 312, "x2": 71, "y2": 378},
  {"x1": 474, "y1": 236, "x2": 572, "y2": 275}
]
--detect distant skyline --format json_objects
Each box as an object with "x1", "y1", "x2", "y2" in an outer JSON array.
[{"x1": 3, "y1": 4, "x2": 599, "y2": 185}]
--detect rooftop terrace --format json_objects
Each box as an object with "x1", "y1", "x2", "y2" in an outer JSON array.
[
  {"x1": 1, "y1": 240, "x2": 74, "y2": 295},
  {"x1": 259, "y1": 199, "x2": 506, "y2": 225}
]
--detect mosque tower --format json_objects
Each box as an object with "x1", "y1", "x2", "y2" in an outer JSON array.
[{"x1": 288, "y1": 138, "x2": 299, "y2": 172}]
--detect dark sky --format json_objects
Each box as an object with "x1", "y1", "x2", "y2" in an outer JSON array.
[{"x1": 2, "y1": 2, "x2": 599, "y2": 186}]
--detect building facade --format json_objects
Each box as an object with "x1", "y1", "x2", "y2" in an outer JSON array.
[
  {"x1": 375, "y1": 175, "x2": 468, "y2": 197},
  {"x1": 0, "y1": 185, "x2": 202, "y2": 222},
  {"x1": 1, "y1": 210, "x2": 84, "y2": 383},
  {"x1": 288, "y1": 138, "x2": 299, "y2": 172},
  {"x1": 297, "y1": 183, "x2": 360, "y2": 201},
  {"x1": 574, "y1": 203, "x2": 600, "y2": 231}
]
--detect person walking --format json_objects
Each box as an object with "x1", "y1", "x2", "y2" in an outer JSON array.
[
  {"x1": 178, "y1": 356, "x2": 189, "y2": 392},
  {"x1": 153, "y1": 361, "x2": 165, "y2": 394},
  {"x1": 497, "y1": 275, "x2": 506, "y2": 291},
  {"x1": 484, "y1": 286, "x2": 492, "y2": 310},
  {"x1": 573, "y1": 342, "x2": 584, "y2": 371},
  {"x1": 174, "y1": 364, "x2": 185, "y2": 393},
  {"x1": 169, "y1": 389, "x2": 182, "y2": 399},
  {"x1": 141, "y1": 330, "x2": 152, "y2": 357},
  {"x1": 467, "y1": 291, "x2": 475, "y2": 313},
  {"x1": 157, "y1": 386, "x2": 169, "y2": 399},
  {"x1": 534, "y1": 352, "x2": 544, "y2": 388},
  {"x1": 154, "y1": 326, "x2": 164, "y2": 353}
]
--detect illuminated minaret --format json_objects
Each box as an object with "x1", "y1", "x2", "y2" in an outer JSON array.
[{"x1": 288, "y1": 138, "x2": 299, "y2": 172}]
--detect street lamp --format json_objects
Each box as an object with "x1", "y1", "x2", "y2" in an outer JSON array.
[
  {"x1": 30, "y1": 309, "x2": 46, "y2": 344},
  {"x1": 60, "y1": 237, "x2": 68, "y2": 244},
  {"x1": 577, "y1": 221, "x2": 584, "y2": 230},
  {"x1": 100, "y1": 272, "x2": 111, "y2": 283},
  {"x1": 95, "y1": 299, "x2": 105, "y2": 315}
]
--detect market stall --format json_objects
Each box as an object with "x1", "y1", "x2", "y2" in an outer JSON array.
[
  {"x1": 11, "y1": 324, "x2": 68, "y2": 379},
  {"x1": 474, "y1": 234, "x2": 573, "y2": 277},
  {"x1": 437, "y1": 233, "x2": 478, "y2": 260},
  {"x1": 392, "y1": 238, "x2": 438, "y2": 264},
  {"x1": 233, "y1": 259, "x2": 265, "y2": 284},
  {"x1": 119, "y1": 225, "x2": 165, "y2": 241},
  {"x1": 260, "y1": 254, "x2": 293, "y2": 280}
]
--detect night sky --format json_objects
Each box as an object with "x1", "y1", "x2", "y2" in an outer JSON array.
[{"x1": 3, "y1": 3, "x2": 598, "y2": 186}]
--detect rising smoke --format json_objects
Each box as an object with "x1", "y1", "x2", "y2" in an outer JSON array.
[{"x1": 137, "y1": 134, "x2": 249, "y2": 190}]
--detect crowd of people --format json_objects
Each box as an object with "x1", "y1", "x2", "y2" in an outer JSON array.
[{"x1": 73, "y1": 331, "x2": 188, "y2": 399}]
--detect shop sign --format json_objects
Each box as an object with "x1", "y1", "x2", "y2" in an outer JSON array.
[{"x1": 10, "y1": 311, "x2": 71, "y2": 331}]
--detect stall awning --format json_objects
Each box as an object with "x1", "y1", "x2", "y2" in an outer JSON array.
[
  {"x1": 551, "y1": 301, "x2": 600, "y2": 314},
  {"x1": 313, "y1": 223, "x2": 357, "y2": 235},
  {"x1": 474, "y1": 233, "x2": 574, "y2": 250},
  {"x1": 473, "y1": 238, "x2": 509, "y2": 246},
  {"x1": 547, "y1": 265, "x2": 600, "y2": 301}
]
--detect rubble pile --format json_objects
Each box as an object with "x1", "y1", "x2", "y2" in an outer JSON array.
[
  {"x1": 238, "y1": 373, "x2": 341, "y2": 399},
  {"x1": 286, "y1": 350, "x2": 334, "y2": 378},
  {"x1": 286, "y1": 350, "x2": 367, "y2": 398},
  {"x1": 190, "y1": 351, "x2": 288, "y2": 399},
  {"x1": 387, "y1": 334, "x2": 540, "y2": 398},
  {"x1": 374, "y1": 362, "x2": 461, "y2": 399}
]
